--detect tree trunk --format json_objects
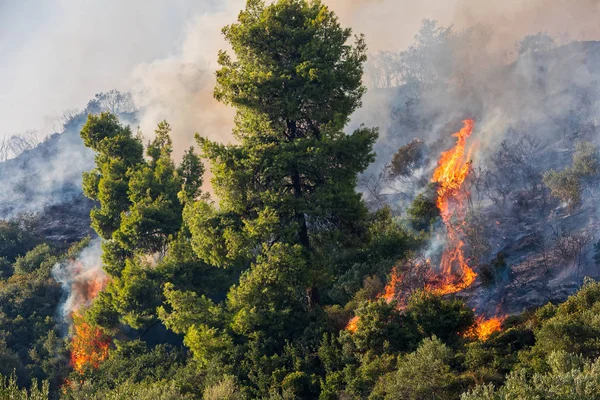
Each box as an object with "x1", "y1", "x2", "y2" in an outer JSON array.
[{"x1": 287, "y1": 119, "x2": 319, "y2": 307}]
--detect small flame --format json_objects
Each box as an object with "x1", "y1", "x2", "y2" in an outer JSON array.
[
  {"x1": 467, "y1": 315, "x2": 506, "y2": 341},
  {"x1": 346, "y1": 316, "x2": 359, "y2": 333},
  {"x1": 379, "y1": 266, "x2": 402, "y2": 303}
]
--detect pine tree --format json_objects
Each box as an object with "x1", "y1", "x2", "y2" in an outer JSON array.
[{"x1": 184, "y1": 0, "x2": 377, "y2": 340}]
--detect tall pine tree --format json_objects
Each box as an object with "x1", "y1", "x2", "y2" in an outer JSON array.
[{"x1": 184, "y1": 0, "x2": 377, "y2": 341}]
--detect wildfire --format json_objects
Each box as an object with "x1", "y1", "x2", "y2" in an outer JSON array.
[
  {"x1": 346, "y1": 316, "x2": 359, "y2": 333},
  {"x1": 468, "y1": 315, "x2": 506, "y2": 341},
  {"x1": 379, "y1": 266, "x2": 402, "y2": 303},
  {"x1": 346, "y1": 119, "x2": 504, "y2": 338},
  {"x1": 67, "y1": 268, "x2": 110, "y2": 373},
  {"x1": 70, "y1": 313, "x2": 111, "y2": 373},
  {"x1": 53, "y1": 246, "x2": 112, "y2": 374},
  {"x1": 430, "y1": 119, "x2": 477, "y2": 295}
]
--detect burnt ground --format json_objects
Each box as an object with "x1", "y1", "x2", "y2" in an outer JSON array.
[{"x1": 459, "y1": 195, "x2": 600, "y2": 316}]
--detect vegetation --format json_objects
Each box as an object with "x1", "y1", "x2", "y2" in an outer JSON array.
[
  {"x1": 543, "y1": 141, "x2": 600, "y2": 208},
  {"x1": 1, "y1": 1, "x2": 600, "y2": 400}
]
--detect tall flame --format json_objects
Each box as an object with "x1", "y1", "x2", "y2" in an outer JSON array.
[
  {"x1": 431, "y1": 119, "x2": 477, "y2": 295},
  {"x1": 380, "y1": 266, "x2": 402, "y2": 303},
  {"x1": 346, "y1": 119, "x2": 504, "y2": 339}
]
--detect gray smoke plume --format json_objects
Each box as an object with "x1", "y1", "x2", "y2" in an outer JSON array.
[{"x1": 52, "y1": 239, "x2": 108, "y2": 328}]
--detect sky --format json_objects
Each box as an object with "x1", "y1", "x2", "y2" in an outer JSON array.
[
  {"x1": 0, "y1": 0, "x2": 223, "y2": 136},
  {"x1": 2, "y1": 0, "x2": 600, "y2": 142}
]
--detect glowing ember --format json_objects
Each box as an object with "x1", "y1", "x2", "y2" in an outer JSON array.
[
  {"x1": 70, "y1": 313, "x2": 111, "y2": 373},
  {"x1": 430, "y1": 119, "x2": 477, "y2": 295}
]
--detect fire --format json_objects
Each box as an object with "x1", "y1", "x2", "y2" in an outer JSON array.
[
  {"x1": 67, "y1": 269, "x2": 110, "y2": 373},
  {"x1": 70, "y1": 313, "x2": 111, "y2": 373},
  {"x1": 468, "y1": 315, "x2": 506, "y2": 341},
  {"x1": 53, "y1": 248, "x2": 112, "y2": 373},
  {"x1": 346, "y1": 119, "x2": 504, "y2": 336},
  {"x1": 346, "y1": 316, "x2": 359, "y2": 333},
  {"x1": 430, "y1": 119, "x2": 477, "y2": 295},
  {"x1": 379, "y1": 266, "x2": 402, "y2": 303}
]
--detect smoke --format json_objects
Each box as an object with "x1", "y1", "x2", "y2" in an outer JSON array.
[
  {"x1": 52, "y1": 239, "x2": 108, "y2": 328},
  {"x1": 327, "y1": 0, "x2": 600, "y2": 53},
  {"x1": 130, "y1": 3, "x2": 241, "y2": 157}
]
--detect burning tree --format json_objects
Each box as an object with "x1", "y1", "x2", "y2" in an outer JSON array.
[
  {"x1": 347, "y1": 119, "x2": 504, "y2": 341},
  {"x1": 429, "y1": 119, "x2": 477, "y2": 295},
  {"x1": 53, "y1": 241, "x2": 112, "y2": 374},
  {"x1": 69, "y1": 313, "x2": 111, "y2": 374}
]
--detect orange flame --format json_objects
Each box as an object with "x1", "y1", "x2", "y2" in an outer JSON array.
[
  {"x1": 346, "y1": 119, "x2": 498, "y2": 335},
  {"x1": 70, "y1": 313, "x2": 111, "y2": 374},
  {"x1": 346, "y1": 316, "x2": 359, "y2": 333},
  {"x1": 468, "y1": 315, "x2": 506, "y2": 341},
  {"x1": 431, "y1": 119, "x2": 477, "y2": 295},
  {"x1": 379, "y1": 266, "x2": 402, "y2": 303},
  {"x1": 63, "y1": 259, "x2": 111, "y2": 373}
]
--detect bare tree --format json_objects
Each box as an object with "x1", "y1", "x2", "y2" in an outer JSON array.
[
  {"x1": 551, "y1": 226, "x2": 592, "y2": 277},
  {"x1": 0, "y1": 131, "x2": 39, "y2": 161}
]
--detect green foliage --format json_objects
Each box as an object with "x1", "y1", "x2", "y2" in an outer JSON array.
[
  {"x1": 405, "y1": 290, "x2": 475, "y2": 345},
  {"x1": 349, "y1": 300, "x2": 412, "y2": 355},
  {"x1": 203, "y1": 374, "x2": 244, "y2": 400},
  {"x1": 80, "y1": 113, "x2": 206, "y2": 332},
  {"x1": 178, "y1": 3, "x2": 378, "y2": 391},
  {"x1": 6, "y1": 3, "x2": 600, "y2": 400},
  {"x1": 328, "y1": 207, "x2": 420, "y2": 305},
  {"x1": 373, "y1": 337, "x2": 463, "y2": 400},
  {"x1": 543, "y1": 141, "x2": 600, "y2": 208},
  {"x1": 0, "y1": 244, "x2": 64, "y2": 386},
  {"x1": 529, "y1": 279, "x2": 600, "y2": 361},
  {"x1": 0, "y1": 375, "x2": 49, "y2": 400},
  {"x1": 65, "y1": 379, "x2": 193, "y2": 400},
  {"x1": 543, "y1": 168, "x2": 582, "y2": 206},
  {"x1": 158, "y1": 283, "x2": 231, "y2": 367},
  {"x1": 462, "y1": 351, "x2": 600, "y2": 400},
  {"x1": 80, "y1": 114, "x2": 202, "y2": 274},
  {"x1": 406, "y1": 184, "x2": 439, "y2": 231},
  {"x1": 13, "y1": 244, "x2": 55, "y2": 275},
  {"x1": 0, "y1": 217, "x2": 39, "y2": 263}
]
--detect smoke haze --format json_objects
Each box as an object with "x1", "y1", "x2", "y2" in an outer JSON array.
[{"x1": 3, "y1": 0, "x2": 600, "y2": 152}]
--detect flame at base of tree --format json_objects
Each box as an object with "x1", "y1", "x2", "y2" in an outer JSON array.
[
  {"x1": 54, "y1": 246, "x2": 112, "y2": 375},
  {"x1": 380, "y1": 266, "x2": 402, "y2": 303},
  {"x1": 70, "y1": 313, "x2": 111, "y2": 374}
]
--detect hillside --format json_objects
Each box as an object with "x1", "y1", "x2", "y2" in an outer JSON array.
[{"x1": 1, "y1": 3, "x2": 600, "y2": 400}]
